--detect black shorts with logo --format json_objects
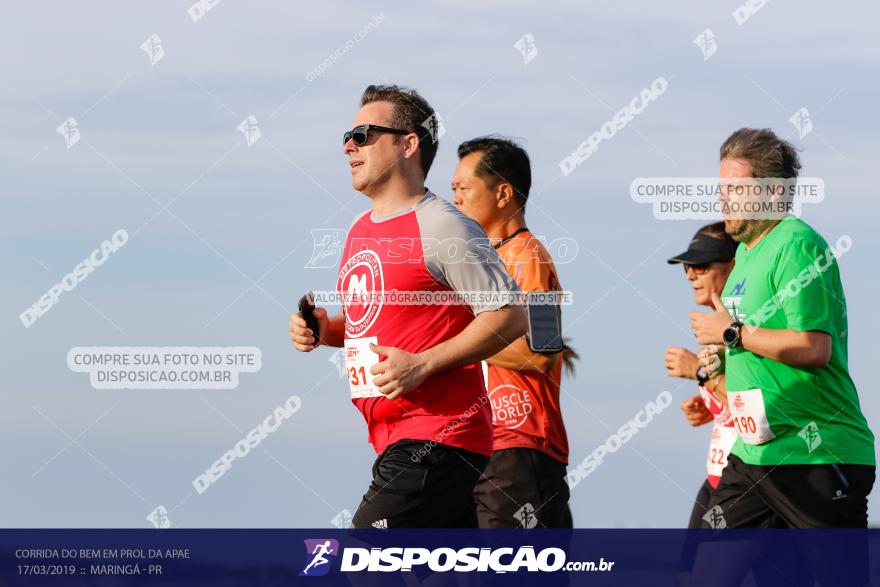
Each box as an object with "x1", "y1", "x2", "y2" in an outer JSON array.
[
  {"x1": 351, "y1": 439, "x2": 490, "y2": 529},
  {"x1": 704, "y1": 453, "x2": 875, "y2": 529},
  {"x1": 473, "y1": 447, "x2": 573, "y2": 528},
  {"x1": 680, "y1": 478, "x2": 812, "y2": 585},
  {"x1": 693, "y1": 454, "x2": 875, "y2": 585}
]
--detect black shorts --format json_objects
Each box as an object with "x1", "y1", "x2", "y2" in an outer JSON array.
[
  {"x1": 692, "y1": 454, "x2": 875, "y2": 585},
  {"x1": 704, "y1": 453, "x2": 875, "y2": 529},
  {"x1": 687, "y1": 478, "x2": 714, "y2": 529},
  {"x1": 680, "y1": 478, "x2": 813, "y2": 585},
  {"x1": 351, "y1": 439, "x2": 489, "y2": 529},
  {"x1": 473, "y1": 447, "x2": 572, "y2": 528}
]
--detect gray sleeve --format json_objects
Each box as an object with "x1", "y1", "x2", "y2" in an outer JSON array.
[{"x1": 416, "y1": 196, "x2": 521, "y2": 314}]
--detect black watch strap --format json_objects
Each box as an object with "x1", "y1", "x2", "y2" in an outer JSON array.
[{"x1": 696, "y1": 365, "x2": 710, "y2": 386}]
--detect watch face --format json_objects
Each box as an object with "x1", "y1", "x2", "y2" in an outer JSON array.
[{"x1": 723, "y1": 326, "x2": 738, "y2": 345}]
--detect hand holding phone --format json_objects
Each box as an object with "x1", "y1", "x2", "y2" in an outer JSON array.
[{"x1": 298, "y1": 292, "x2": 321, "y2": 346}]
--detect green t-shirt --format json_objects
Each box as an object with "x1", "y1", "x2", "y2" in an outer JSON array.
[{"x1": 723, "y1": 216, "x2": 875, "y2": 466}]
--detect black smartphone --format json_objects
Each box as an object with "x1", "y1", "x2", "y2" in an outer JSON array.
[
  {"x1": 526, "y1": 298, "x2": 563, "y2": 353},
  {"x1": 298, "y1": 291, "x2": 320, "y2": 345}
]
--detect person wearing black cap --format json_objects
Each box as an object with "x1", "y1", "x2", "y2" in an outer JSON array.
[{"x1": 664, "y1": 221, "x2": 738, "y2": 529}]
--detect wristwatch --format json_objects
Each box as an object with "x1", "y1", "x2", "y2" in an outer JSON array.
[
  {"x1": 695, "y1": 365, "x2": 710, "y2": 386},
  {"x1": 722, "y1": 320, "x2": 744, "y2": 348}
]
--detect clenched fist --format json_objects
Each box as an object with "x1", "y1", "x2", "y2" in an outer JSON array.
[
  {"x1": 680, "y1": 394, "x2": 713, "y2": 427},
  {"x1": 290, "y1": 307, "x2": 329, "y2": 352},
  {"x1": 664, "y1": 346, "x2": 699, "y2": 379},
  {"x1": 369, "y1": 343, "x2": 431, "y2": 400},
  {"x1": 698, "y1": 344, "x2": 724, "y2": 378}
]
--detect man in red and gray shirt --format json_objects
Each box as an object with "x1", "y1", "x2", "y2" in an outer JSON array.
[{"x1": 290, "y1": 85, "x2": 525, "y2": 528}]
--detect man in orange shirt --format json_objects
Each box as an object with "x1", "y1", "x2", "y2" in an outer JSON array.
[{"x1": 452, "y1": 136, "x2": 573, "y2": 528}]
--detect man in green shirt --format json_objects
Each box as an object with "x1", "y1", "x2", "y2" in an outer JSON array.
[{"x1": 690, "y1": 128, "x2": 875, "y2": 529}]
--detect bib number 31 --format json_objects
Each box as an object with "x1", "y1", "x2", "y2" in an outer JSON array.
[
  {"x1": 728, "y1": 388, "x2": 776, "y2": 445},
  {"x1": 345, "y1": 337, "x2": 383, "y2": 399}
]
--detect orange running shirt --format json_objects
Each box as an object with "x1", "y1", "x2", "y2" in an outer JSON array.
[{"x1": 486, "y1": 230, "x2": 569, "y2": 464}]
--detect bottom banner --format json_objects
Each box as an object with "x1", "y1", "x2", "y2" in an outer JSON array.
[{"x1": 1, "y1": 529, "x2": 876, "y2": 585}]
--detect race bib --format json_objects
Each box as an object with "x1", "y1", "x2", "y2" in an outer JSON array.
[
  {"x1": 706, "y1": 424, "x2": 738, "y2": 478},
  {"x1": 344, "y1": 337, "x2": 383, "y2": 399},
  {"x1": 728, "y1": 388, "x2": 776, "y2": 444}
]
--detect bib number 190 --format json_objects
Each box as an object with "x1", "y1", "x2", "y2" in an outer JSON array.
[
  {"x1": 727, "y1": 389, "x2": 776, "y2": 445},
  {"x1": 733, "y1": 416, "x2": 757, "y2": 435}
]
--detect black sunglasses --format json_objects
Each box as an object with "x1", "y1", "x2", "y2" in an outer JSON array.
[
  {"x1": 683, "y1": 262, "x2": 712, "y2": 275},
  {"x1": 343, "y1": 124, "x2": 410, "y2": 146}
]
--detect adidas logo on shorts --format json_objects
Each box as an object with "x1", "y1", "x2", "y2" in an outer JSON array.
[{"x1": 371, "y1": 518, "x2": 388, "y2": 529}]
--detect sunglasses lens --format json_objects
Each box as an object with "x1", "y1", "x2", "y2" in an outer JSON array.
[
  {"x1": 685, "y1": 263, "x2": 710, "y2": 274},
  {"x1": 344, "y1": 127, "x2": 369, "y2": 146}
]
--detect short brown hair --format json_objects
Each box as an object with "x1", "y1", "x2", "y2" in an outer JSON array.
[
  {"x1": 719, "y1": 128, "x2": 801, "y2": 179},
  {"x1": 360, "y1": 84, "x2": 438, "y2": 177}
]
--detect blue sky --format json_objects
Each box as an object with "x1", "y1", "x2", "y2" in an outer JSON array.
[{"x1": 2, "y1": 1, "x2": 878, "y2": 527}]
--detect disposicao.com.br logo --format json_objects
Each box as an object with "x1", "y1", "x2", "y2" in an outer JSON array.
[{"x1": 298, "y1": 539, "x2": 615, "y2": 575}]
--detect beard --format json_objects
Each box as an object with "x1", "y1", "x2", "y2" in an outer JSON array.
[
  {"x1": 725, "y1": 218, "x2": 772, "y2": 245},
  {"x1": 723, "y1": 218, "x2": 749, "y2": 242}
]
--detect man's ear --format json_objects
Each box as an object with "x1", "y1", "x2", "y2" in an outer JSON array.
[
  {"x1": 401, "y1": 133, "x2": 420, "y2": 161},
  {"x1": 496, "y1": 182, "x2": 515, "y2": 209}
]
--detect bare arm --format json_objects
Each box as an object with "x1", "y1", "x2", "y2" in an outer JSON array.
[
  {"x1": 371, "y1": 305, "x2": 527, "y2": 399},
  {"x1": 740, "y1": 327, "x2": 831, "y2": 368},
  {"x1": 486, "y1": 335, "x2": 559, "y2": 373},
  {"x1": 691, "y1": 292, "x2": 832, "y2": 368},
  {"x1": 422, "y1": 305, "x2": 527, "y2": 374}
]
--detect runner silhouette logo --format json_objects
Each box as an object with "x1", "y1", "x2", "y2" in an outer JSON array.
[{"x1": 300, "y1": 539, "x2": 339, "y2": 577}]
